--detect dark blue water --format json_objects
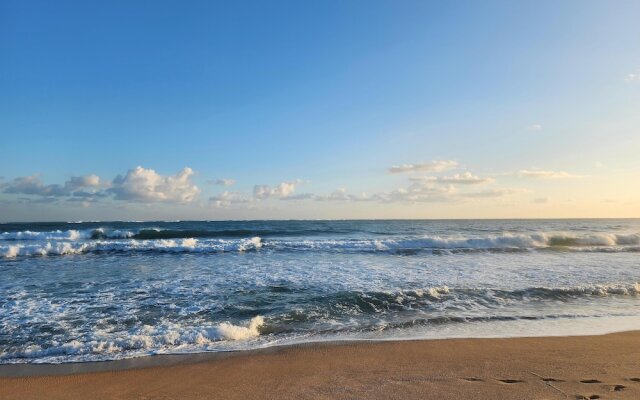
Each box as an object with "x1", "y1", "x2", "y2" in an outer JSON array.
[{"x1": 1, "y1": 219, "x2": 640, "y2": 363}]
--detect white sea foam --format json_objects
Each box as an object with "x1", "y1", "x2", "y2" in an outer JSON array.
[
  {"x1": 0, "y1": 228, "x2": 135, "y2": 241},
  {"x1": 5, "y1": 245, "x2": 19, "y2": 258},
  {"x1": 264, "y1": 232, "x2": 640, "y2": 252},
  {"x1": 0, "y1": 237, "x2": 263, "y2": 258},
  {"x1": 239, "y1": 236, "x2": 262, "y2": 251},
  {"x1": 425, "y1": 286, "x2": 450, "y2": 298},
  {"x1": 0, "y1": 316, "x2": 265, "y2": 363},
  {"x1": 3, "y1": 242, "x2": 88, "y2": 257},
  {"x1": 209, "y1": 316, "x2": 265, "y2": 340},
  {"x1": 0, "y1": 230, "x2": 83, "y2": 241}
]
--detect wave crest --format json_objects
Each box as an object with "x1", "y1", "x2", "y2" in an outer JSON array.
[
  {"x1": 2, "y1": 237, "x2": 263, "y2": 258},
  {"x1": 0, "y1": 316, "x2": 265, "y2": 364}
]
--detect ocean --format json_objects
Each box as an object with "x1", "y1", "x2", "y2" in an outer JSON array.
[{"x1": 1, "y1": 219, "x2": 639, "y2": 364}]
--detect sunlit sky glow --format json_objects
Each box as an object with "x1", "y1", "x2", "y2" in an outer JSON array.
[{"x1": 1, "y1": 0, "x2": 639, "y2": 221}]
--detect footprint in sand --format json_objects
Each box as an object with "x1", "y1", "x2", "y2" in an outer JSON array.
[
  {"x1": 463, "y1": 377, "x2": 483, "y2": 382},
  {"x1": 610, "y1": 384, "x2": 626, "y2": 391},
  {"x1": 541, "y1": 377, "x2": 565, "y2": 383},
  {"x1": 580, "y1": 379, "x2": 602, "y2": 384},
  {"x1": 498, "y1": 379, "x2": 524, "y2": 384},
  {"x1": 628, "y1": 377, "x2": 640, "y2": 382},
  {"x1": 576, "y1": 395, "x2": 600, "y2": 400}
]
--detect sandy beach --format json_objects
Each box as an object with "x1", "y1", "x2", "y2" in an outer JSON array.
[
  {"x1": 2, "y1": 331, "x2": 640, "y2": 400},
  {"x1": 4, "y1": 0, "x2": 640, "y2": 397}
]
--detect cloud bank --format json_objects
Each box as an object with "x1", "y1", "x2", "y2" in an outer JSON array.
[
  {"x1": 2, "y1": 167, "x2": 200, "y2": 205},
  {"x1": 1, "y1": 160, "x2": 578, "y2": 213}
]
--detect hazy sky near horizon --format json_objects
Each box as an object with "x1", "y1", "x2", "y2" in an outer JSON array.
[{"x1": 1, "y1": 0, "x2": 640, "y2": 221}]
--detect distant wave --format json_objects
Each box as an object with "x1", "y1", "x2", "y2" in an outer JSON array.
[
  {"x1": 0, "y1": 228, "x2": 273, "y2": 241},
  {"x1": 1, "y1": 237, "x2": 263, "y2": 258},
  {"x1": 2, "y1": 228, "x2": 637, "y2": 246},
  {"x1": 0, "y1": 227, "x2": 349, "y2": 241},
  {"x1": 261, "y1": 232, "x2": 640, "y2": 253},
  {"x1": 0, "y1": 229, "x2": 135, "y2": 241},
  {"x1": 2, "y1": 230, "x2": 640, "y2": 258}
]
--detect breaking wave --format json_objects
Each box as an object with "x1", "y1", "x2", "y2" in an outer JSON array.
[
  {"x1": 305, "y1": 283, "x2": 640, "y2": 316},
  {"x1": 0, "y1": 316, "x2": 265, "y2": 364},
  {"x1": 0, "y1": 226, "x2": 361, "y2": 241},
  {"x1": 3, "y1": 230, "x2": 640, "y2": 258},
  {"x1": 2, "y1": 237, "x2": 263, "y2": 258},
  {"x1": 0, "y1": 228, "x2": 135, "y2": 241},
  {"x1": 389, "y1": 283, "x2": 640, "y2": 304},
  {"x1": 261, "y1": 232, "x2": 640, "y2": 254}
]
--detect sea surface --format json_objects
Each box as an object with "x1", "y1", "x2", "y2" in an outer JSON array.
[{"x1": 1, "y1": 219, "x2": 639, "y2": 364}]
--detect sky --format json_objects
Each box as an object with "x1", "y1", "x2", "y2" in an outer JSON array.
[{"x1": 1, "y1": 0, "x2": 640, "y2": 222}]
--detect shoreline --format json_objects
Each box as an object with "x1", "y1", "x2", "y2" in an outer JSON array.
[
  {"x1": 1, "y1": 321, "x2": 638, "y2": 377},
  {"x1": 2, "y1": 331, "x2": 640, "y2": 399},
  {"x1": 3, "y1": 314, "x2": 640, "y2": 376}
]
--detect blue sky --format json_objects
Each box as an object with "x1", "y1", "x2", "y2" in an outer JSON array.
[{"x1": 1, "y1": 0, "x2": 640, "y2": 221}]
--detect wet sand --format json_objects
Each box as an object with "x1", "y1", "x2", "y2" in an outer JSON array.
[{"x1": 2, "y1": 331, "x2": 640, "y2": 399}]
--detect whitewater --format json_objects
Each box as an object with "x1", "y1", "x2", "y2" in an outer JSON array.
[{"x1": 1, "y1": 219, "x2": 640, "y2": 364}]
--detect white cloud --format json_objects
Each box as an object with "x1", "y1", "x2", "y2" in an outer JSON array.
[
  {"x1": 280, "y1": 193, "x2": 317, "y2": 201},
  {"x1": 517, "y1": 169, "x2": 580, "y2": 179},
  {"x1": 316, "y1": 188, "x2": 351, "y2": 202},
  {"x1": 378, "y1": 182, "x2": 458, "y2": 203},
  {"x1": 279, "y1": 174, "x2": 518, "y2": 205},
  {"x1": 312, "y1": 188, "x2": 375, "y2": 202},
  {"x1": 533, "y1": 197, "x2": 550, "y2": 204},
  {"x1": 109, "y1": 166, "x2": 200, "y2": 203},
  {"x1": 372, "y1": 178, "x2": 522, "y2": 203},
  {"x1": 253, "y1": 180, "x2": 300, "y2": 199},
  {"x1": 2, "y1": 174, "x2": 103, "y2": 198},
  {"x1": 528, "y1": 124, "x2": 542, "y2": 131},
  {"x1": 388, "y1": 160, "x2": 458, "y2": 174},
  {"x1": 0, "y1": 162, "x2": 530, "y2": 211},
  {"x1": 458, "y1": 188, "x2": 520, "y2": 198},
  {"x1": 209, "y1": 178, "x2": 236, "y2": 187},
  {"x1": 327, "y1": 188, "x2": 350, "y2": 201},
  {"x1": 2, "y1": 175, "x2": 64, "y2": 197},
  {"x1": 66, "y1": 174, "x2": 101, "y2": 189},
  {"x1": 209, "y1": 191, "x2": 250, "y2": 208},
  {"x1": 410, "y1": 172, "x2": 493, "y2": 185}
]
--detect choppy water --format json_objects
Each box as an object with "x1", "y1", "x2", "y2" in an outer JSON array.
[{"x1": 1, "y1": 219, "x2": 640, "y2": 364}]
